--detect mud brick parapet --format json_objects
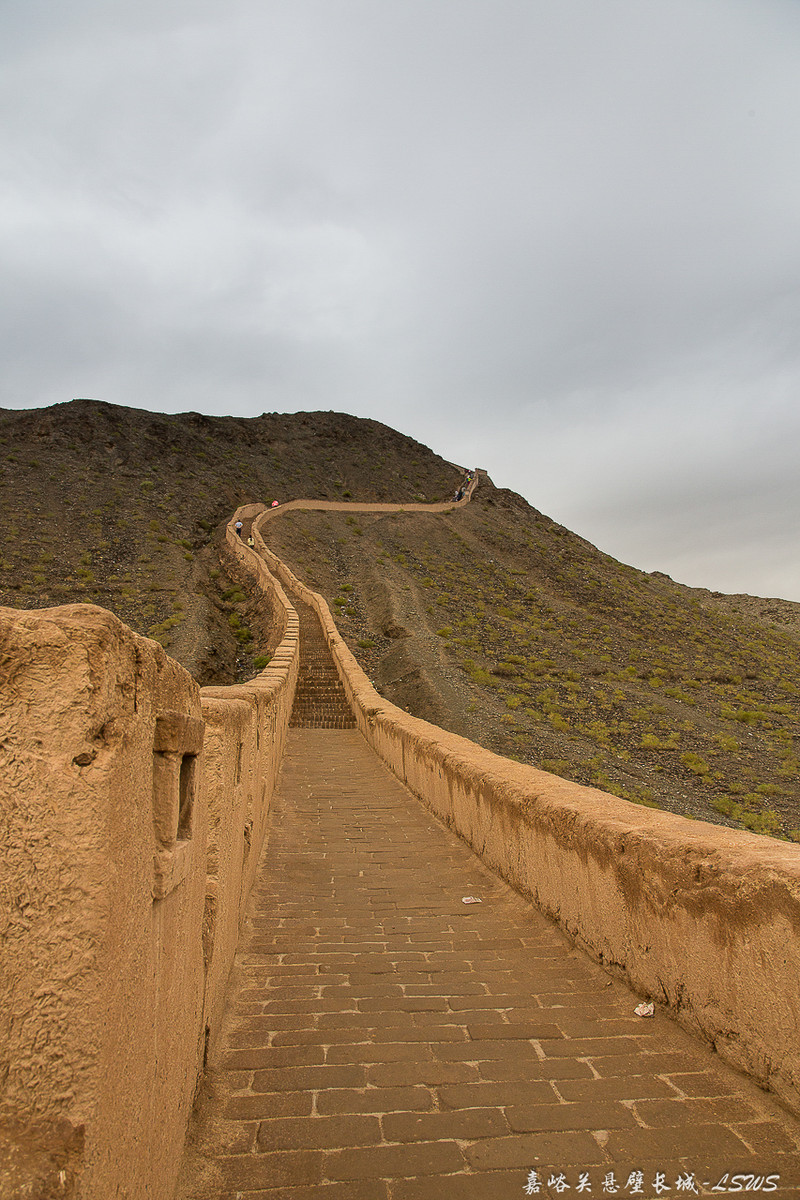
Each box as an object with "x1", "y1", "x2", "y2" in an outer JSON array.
[
  {"x1": 0, "y1": 509, "x2": 299, "y2": 1200},
  {"x1": 254, "y1": 506, "x2": 800, "y2": 1119}
]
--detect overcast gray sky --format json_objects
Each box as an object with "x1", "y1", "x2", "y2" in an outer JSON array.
[{"x1": 2, "y1": 0, "x2": 799, "y2": 600}]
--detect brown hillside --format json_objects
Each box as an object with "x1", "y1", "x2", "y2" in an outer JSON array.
[
  {"x1": 0, "y1": 398, "x2": 460, "y2": 682},
  {"x1": 2, "y1": 398, "x2": 799, "y2": 841}
]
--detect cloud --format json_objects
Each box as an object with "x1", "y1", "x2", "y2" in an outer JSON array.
[{"x1": 1, "y1": 0, "x2": 800, "y2": 597}]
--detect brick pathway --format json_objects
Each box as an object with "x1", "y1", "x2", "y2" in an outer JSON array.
[{"x1": 178, "y1": 730, "x2": 800, "y2": 1200}]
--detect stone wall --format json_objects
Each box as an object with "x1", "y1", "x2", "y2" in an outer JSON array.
[
  {"x1": 0, "y1": 513, "x2": 298, "y2": 1200},
  {"x1": 254, "y1": 509, "x2": 800, "y2": 1118}
]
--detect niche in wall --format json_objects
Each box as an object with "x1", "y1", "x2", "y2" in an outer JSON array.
[{"x1": 152, "y1": 711, "x2": 204, "y2": 901}]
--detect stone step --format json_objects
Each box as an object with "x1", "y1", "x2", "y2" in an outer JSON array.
[{"x1": 289, "y1": 599, "x2": 358, "y2": 730}]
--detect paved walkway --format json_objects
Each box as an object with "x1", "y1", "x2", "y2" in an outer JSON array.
[{"x1": 178, "y1": 730, "x2": 800, "y2": 1200}]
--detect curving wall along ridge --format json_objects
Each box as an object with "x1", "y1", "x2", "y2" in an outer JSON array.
[
  {"x1": 2, "y1": 472, "x2": 799, "y2": 1199},
  {"x1": 252, "y1": 500, "x2": 800, "y2": 1118},
  {"x1": 0, "y1": 514, "x2": 298, "y2": 1200}
]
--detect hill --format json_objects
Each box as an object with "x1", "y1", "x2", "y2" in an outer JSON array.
[
  {"x1": 0, "y1": 398, "x2": 459, "y2": 682},
  {"x1": 2, "y1": 398, "x2": 799, "y2": 840}
]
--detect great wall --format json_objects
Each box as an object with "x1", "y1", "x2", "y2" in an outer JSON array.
[{"x1": 2, "y1": 477, "x2": 800, "y2": 1198}]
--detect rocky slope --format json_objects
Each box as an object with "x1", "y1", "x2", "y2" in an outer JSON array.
[{"x1": 0, "y1": 398, "x2": 460, "y2": 682}]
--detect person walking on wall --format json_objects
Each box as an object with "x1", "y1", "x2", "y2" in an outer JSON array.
[{"x1": 235, "y1": 520, "x2": 243, "y2": 537}]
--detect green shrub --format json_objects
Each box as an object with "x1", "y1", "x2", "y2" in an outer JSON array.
[
  {"x1": 741, "y1": 808, "x2": 781, "y2": 835},
  {"x1": 467, "y1": 666, "x2": 494, "y2": 687},
  {"x1": 680, "y1": 752, "x2": 710, "y2": 776},
  {"x1": 715, "y1": 734, "x2": 739, "y2": 752},
  {"x1": 721, "y1": 704, "x2": 768, "y2": 725},
  {"x1": 641, "y1": 732, "x2": 679, "y2": 750},
  {"x1": 536, "y1": 687, "x2": 559, "y2": 714},
  {"x1": 493, "y1": 661, "x2": 520, "y2": 677},
  {"x1": 664, "y1": 687, "x2": 695, "y2": 705},
  {"x1": 583, "y1": 720, "x2": 611, "y2": 745},
  {"x1": 540, "y1": 759, "x2": 571, "y2": 777}
]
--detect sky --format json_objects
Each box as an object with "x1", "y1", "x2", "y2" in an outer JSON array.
[{"x1": 2, "y1": 0, "x2": 800, "y2": 601}]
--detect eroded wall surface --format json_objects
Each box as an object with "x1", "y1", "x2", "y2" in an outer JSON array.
[{"x1": 0, "y1": 604, "x2": 207, "y2": 1198}]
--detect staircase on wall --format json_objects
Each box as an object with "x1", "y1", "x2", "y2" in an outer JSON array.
[{"x1": 289, "y1": 599, "x2": 357, "y2": 729}]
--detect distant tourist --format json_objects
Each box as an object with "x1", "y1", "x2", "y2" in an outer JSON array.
[
  {"x1": 271, "y1": 499, "x2": 279, "y2": 508},
  {"x1": 247, "y1": 535, "x2": 255, "y2": 548},
  {"x1": 235, "y1": 520, "x2": 243, "y2": 537}
]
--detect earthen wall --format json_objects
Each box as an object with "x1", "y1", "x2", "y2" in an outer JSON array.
[{"x1": 0, "y1": 512, "x2": 298, "y2": 1200}]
